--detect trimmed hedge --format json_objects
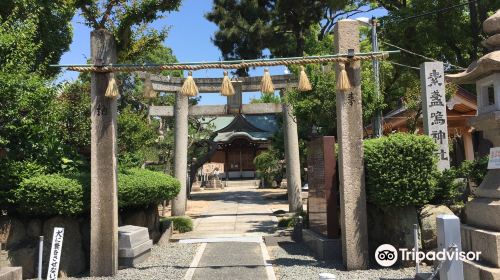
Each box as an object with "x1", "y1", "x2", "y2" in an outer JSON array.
[
  {"x1": 118, "y1": 168, "x2": 180, "y2": 208},
  {"x1": 14, "y1": 174, "x2": 84, "y2": 215},
  {"x1": 12, "y1": 168, "x2": 180, "y2": 216},
  {"x1": 364, "y1": 133, "x2": 439, "y2": 208}
]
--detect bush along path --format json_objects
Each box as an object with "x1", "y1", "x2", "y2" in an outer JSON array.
[{"x1": 1, "y1": 168, "x2": 180, "y2": 278}]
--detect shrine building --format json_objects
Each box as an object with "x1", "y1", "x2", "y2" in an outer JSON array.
[
  {"x1": 365, "y1": 86, "x2": 493, "y2": 166},
  {"x1": 207, "y1": 114, "x2": 278, "y2": 179}
]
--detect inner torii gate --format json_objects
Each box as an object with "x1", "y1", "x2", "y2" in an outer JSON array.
[{"x1": 147, "y1": 74, "x2": 303, "y2": 215}]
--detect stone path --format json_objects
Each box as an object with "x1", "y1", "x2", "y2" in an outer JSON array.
[{"x1": 179, "y1": 183, "x2": 278, "y2": 280}]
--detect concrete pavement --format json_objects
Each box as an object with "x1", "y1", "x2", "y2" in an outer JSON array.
[{"x1": 179, "y1": 183, "x2": 278, "y2": 280}]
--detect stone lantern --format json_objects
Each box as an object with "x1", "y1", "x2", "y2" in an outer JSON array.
[{"x1": 447, "y1": 10, "x2": 500, "y2": 280}]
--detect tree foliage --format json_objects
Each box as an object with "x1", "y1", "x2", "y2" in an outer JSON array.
[
  {"x1": 206, "y1": 0, "x2": 363, "y2": 75},
  {"x1": 0, "y1": 0, "x2": 74, "y2": 77},
  {"x1": 75, "y1": 0, "x2": 182, "y2": 61}
]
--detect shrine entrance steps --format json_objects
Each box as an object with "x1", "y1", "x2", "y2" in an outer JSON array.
[{"x1": 223, "y1": 179, "x2": 260, "y2": 188}]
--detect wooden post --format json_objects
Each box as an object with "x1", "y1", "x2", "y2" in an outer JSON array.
[
  {"x1": 334, "y1": 20, "x2": 369, "y2": 270},
  {"x1": 463, "y1": 130, "x2": 475, "y2": 161},
  {"x1": 172, "y1": 93, "x2": 189, "y2": 216},
  {"x1": 282, "y1": 91, "x2": 303, "y2": 213},
  {"x1": 90, "y1": 29, "x2": 118, "y2": 276}
]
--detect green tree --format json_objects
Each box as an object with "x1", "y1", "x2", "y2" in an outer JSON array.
[
  {"x1": 75, "y1": 0, "x2": 182, "y2": 61},
  {"x1": 0, "y1": 11, "x2": 74, "y2": 208},
  {"x1": 206, "y1": 0, "x2": 366, "y2": 75},
  {"x1": 372, "y1": 0, "x2": 500, "y2": 117},
  {"x1": 0, "y1": 0, "x2": 74, "y2": 77}
]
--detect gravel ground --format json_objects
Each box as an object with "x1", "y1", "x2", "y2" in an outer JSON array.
[
  {"x1": 267, "y1": 237, "x2": 431, "y2": 280},
  {"x1": 66, "y1": 242, "x2": 198, "y2": 280}
]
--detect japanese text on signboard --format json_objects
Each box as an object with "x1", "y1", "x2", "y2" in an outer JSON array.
[{"x1": 421, "y1": 62, "x2": 450, "y2": 170}]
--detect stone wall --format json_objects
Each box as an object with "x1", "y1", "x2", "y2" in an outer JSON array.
[
  {"x1": 0, "y1": 205, "x2": 162, "y2": 279},
  {"x1": 367, "y1": 203, "x2": 455, "y2": 266}
]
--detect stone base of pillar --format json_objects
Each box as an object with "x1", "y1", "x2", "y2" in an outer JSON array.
[
  {"x1": 465, "y1": 198, "x2": 500, "y2": 231},
  {"x1": 476, "y1": 170, "x2": 500, "y2": 199},
  {"x1": 462, "y1": 224, "x2": 500, "y2": 267},
  {"x1": 463, "y1": 259, "x2": 500, "y2": 280},
  {"x1": 0, "y1": 267, "x2": 22, "y2": 280}
]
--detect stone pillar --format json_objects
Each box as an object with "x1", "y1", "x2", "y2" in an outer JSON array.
[
  {"x1": 421, "y1": 62, "x2": 450, "y2": 170},
  {"x1": 333, "y1": 20, "x2": 369, "y2": 270},
  {"x1": 282, "y1": 92, "x2": 302, "y2": 213},
  {"x1": 172, "y1": 93, "x2": 189, "y2": 216},
  {"x1": 90, "y1": 29, "x2": 118, "y2": 276}
]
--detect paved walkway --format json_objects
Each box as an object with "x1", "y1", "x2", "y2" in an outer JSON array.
[{"x1": 179, "y1": 184, "x2": 278, "y2": 280}]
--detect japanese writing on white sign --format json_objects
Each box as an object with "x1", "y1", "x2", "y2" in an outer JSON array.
[
  {"x1": 46, "y1": 227, "x2": 64, "y2": 280},
  {"x1": 488, "y1": 147, "x2": 500, "y2": 169},
  {"x1": 421, "y1": 62, "x2": 450, "y2": 170}
]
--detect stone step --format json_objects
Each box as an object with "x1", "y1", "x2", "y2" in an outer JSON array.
[
  {"x1": 463, "y1": 258, "x2": 500, "y2": 280},
  {"x1": 302, "y1": 229, "x2": 341, "y2": 260},
  {"x1": 465, "y1": 198, "x2": 500, "y2": 232},
  {"x1": 118, "y1": 225, "x2": 152, "y2": 268},
  {"x1": 225, "y1": 180, "x2": 260, "y2": 188},
  {"x1": 118, "y1": 225, "x2": 150, "y2": 248},
  {"x1": 0, "y1": 248, "x2": 10, "y2": 268},
  {"x1": 462, "y1": 224, "x2": 500, "y2": 268},
  {"x1": 0, "y1": 267, "x2": 22, "y2": 280},
  {"x1": 119, "y1": 239, "x2": 152, "y2": 258}
]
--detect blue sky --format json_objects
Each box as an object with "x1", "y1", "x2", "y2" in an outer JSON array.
[{"x1": 59, "y1": 0, "x2": 387, "y2": 105}]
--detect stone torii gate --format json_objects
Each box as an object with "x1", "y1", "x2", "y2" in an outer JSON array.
[
  {"x1": 81, "y1": 19, "x2": 380, "y2": 275},
  {"x1": 147, "y1": 74, "x2": 303, "y2": 215}
]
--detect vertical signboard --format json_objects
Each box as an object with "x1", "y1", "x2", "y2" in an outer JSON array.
[
  {"x1": 46, "y1": 227, "x2": 64, "y2": 280},
  {"x1": 421, "y1": 62, "x2": 450, "y2": 170}
]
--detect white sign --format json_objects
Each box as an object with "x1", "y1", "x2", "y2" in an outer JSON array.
[
  {"x1": 202, "y1": 162, "x2": 224, "y2": 174},
  {"x1": 421, "y1": 62, "x2": 450, "y2": 170},
  {"x1": 46, "y1": 227, "x2": 64, "y2": 280},
  {"x1": 488, "y1": 147, "x2": 500, "y2": 169}
]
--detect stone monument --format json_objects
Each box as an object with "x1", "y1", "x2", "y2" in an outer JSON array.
[
  {"x1": 306, "y1": 136, "x2": 339, "y2": 238},
  {"x1": 447, "y1": 10, "x2": 500, "y2": 280},
  {"x1": 303, "y1": 136, "x2": 341, "y2": 260}
]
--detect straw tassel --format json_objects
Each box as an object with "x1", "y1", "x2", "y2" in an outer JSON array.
[
  {"x1": 220, "y1": 71, "x2": 235, "y2": 96},
  {"x1": 298, "y1": 66, "x2": 312, "y2": 92},
  {"x1": 336, "y1": 62, "x2": 351, "y2": 92},
  {"x1": 180, "y1": 71, "x2": 198, "y2": 97},
  {"x1": 143, "y1": 73, "x2": 156, "y2": 99},
  {"x1": 105, "y1": 73, "x2": 119, "y2": 98},
  {"x1": 260, "y1": 68, "x2": 274, "y2": 94}
]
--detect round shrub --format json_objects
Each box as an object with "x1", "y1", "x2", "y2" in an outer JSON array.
[
  {"x1": 161, "y1": 216, "x2": 193, "y2": 233},
  {"x1": 364, "y1": 133, "x2": 439, "y2": 208},
  {"x1": 118, "y1": 168, "x2": 180, "y2": 208},
  {"x1": 14, "y1": 174, "x2": 84, "y2": 216}
]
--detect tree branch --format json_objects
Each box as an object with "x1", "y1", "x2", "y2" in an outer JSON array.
[
  {"x1": 80, "y1": 4, "x2": 99, "y2": 29},
  {"x1": 99, "y1": 0, "x2": 118, "y2": 28}
]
